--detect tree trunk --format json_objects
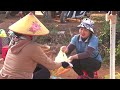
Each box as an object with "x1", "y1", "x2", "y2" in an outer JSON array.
[{"x1": 43, "y1": 11, "x2": 52, "y2": 21}]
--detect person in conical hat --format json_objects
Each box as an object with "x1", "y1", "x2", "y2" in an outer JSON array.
[{"x1": 0, "y1": 12, "x2": 71, "y2": 79}]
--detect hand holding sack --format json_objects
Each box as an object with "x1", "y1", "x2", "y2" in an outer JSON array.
[{"x1": 51, "y1": 50, "x2": 73, "y2": 77}]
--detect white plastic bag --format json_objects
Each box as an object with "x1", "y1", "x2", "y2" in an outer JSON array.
[
  {"x1": 50, "y1": 50, "x2": 73, "y2": 77},
  {"x1": 55, "y1": 50, "x2": 68, "y2": 63}
]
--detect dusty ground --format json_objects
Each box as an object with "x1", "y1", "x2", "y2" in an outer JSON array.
[{"x1": 0, "y1": 12, "x2": 120, "y2": 79}]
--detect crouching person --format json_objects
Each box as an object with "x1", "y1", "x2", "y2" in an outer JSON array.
[
  {"x1": 0, "y1": 12, "x2": 70, "y2": 79},
  {"x1": 61, "y1": 18, "x2": 102, "y2": 79}
]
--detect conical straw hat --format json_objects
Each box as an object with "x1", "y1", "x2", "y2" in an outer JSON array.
[
  {"x1": 0, "y1": 29, "x2": 7, "y2": 37},
  {"x1": 9, "y1": 12, "x2": 49, "y2": 36}
]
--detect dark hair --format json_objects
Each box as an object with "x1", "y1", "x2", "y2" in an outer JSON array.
[{"x1": 14, "y1": 32, "x2": 22, "y2": 38}]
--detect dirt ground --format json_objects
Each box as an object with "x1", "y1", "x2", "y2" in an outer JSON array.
[{"x1": 0, "y1": 13, "x2": 120, "y2": 79}]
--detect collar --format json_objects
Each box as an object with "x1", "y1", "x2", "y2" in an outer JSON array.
[{"x1": 79, "y1": 36, "x2": 90, "y2": 42}]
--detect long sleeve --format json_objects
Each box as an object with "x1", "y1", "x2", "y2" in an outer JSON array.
[
  {"x1": 66, "y1": 44, "x2": 75, "y2": 56},
  {"x1": 32, "y1": 44, "x2": 62, "y2": 70},
  {"x1": 77, "y1": 46, "x2": 95, "y2": 59}
]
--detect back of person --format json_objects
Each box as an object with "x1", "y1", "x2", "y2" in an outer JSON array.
[{"x1": 0, "y1": 42, "x2": 37, "y2": 79}]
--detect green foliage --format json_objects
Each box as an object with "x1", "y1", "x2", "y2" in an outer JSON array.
[
  {"x1": 116, "y1": 17, "x2": 120, "y2": 32},
  {"x1": 116, "y1": 22, "x2": 120, "y2": 32},
  {"x1": 97, "y1": 16, "x2": 120, "y2": 65},
  {"x1": 116, "y1": 40, "x2": 120, "y2": 65},
  {"x1": 115, "y1": 17, "x2": 120, "y2": 65},
  {"x1": 98, "y1": 20, "x2": 110, "y2": 44},
  {"x1": 98, "y1": 20, "x2": 110, "y2": 62}
]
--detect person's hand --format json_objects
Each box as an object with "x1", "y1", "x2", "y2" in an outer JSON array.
[
  {"x1": 60, "y1": 46, "x2": 68, "y2": 53},
  {"x1": 61, "y1": 61, "x2": 73, "y2": 68},
  {"x1": 67, "y1": 56, "x2": 74, "y2": 62},
  {"x1": 67, "y1": 54, "x2": 78, "y2": 62}
]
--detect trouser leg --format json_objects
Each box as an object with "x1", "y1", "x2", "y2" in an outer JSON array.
[
  {"x1": 71, "y1": 59, "x2": 83, "y2": 75},
  {"x1": 71, "y1": 58, "x2": 101, "y2": 78},
  {"x1": 33, "y1": 64, "x2": 50, "y2": 79}
]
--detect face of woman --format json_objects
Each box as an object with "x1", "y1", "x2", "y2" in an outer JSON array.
[{"x1": 79, "y1": 27, "x2": 91, "y2": 38}]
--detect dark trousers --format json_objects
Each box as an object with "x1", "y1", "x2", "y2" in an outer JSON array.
[
  {"x1": 71, "y1": 58, "x2": 101, "y2": 78},
  {"x1": 33, "y1": 64, "x2": 50, "y2": 79}
]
